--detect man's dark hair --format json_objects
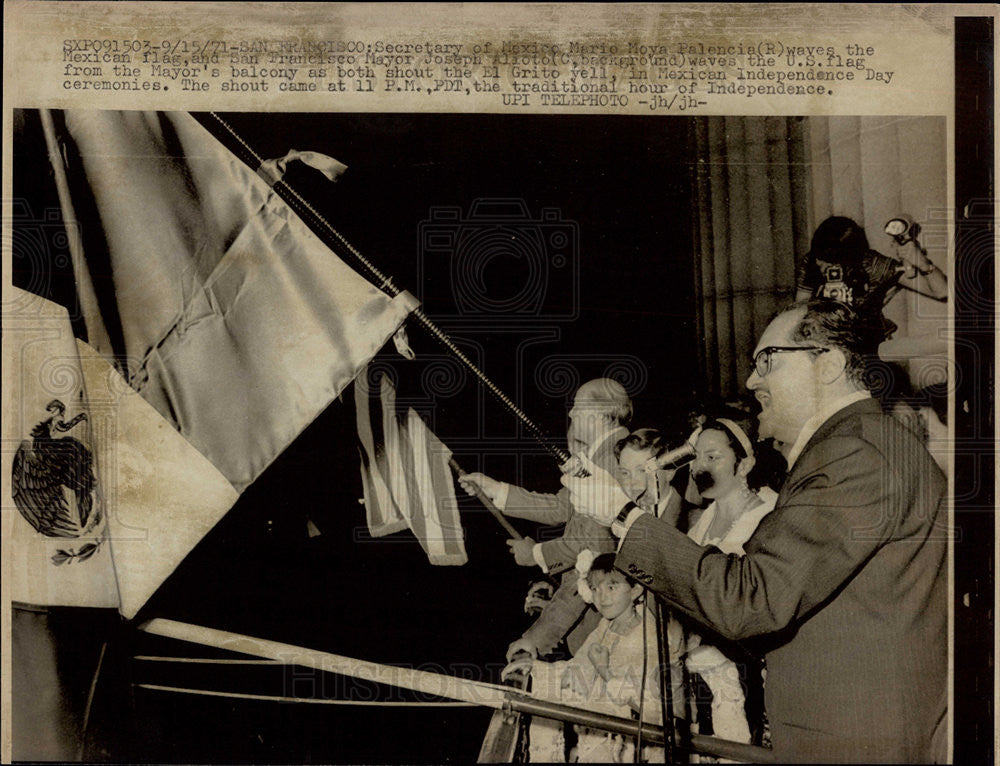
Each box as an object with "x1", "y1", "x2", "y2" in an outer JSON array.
[
  {"x1": 614, "y1": 427, "x2": 667, "y2": 460},
  {"x1": 788, "y1": 298, "x2": 876, "y2": 388},
  {"x1": 866, "y1": 360, "x2": 912, "y2": 406}
]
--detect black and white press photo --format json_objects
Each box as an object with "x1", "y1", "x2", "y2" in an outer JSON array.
[{"x1": 2, "y1": 4, "x2": 994, "y2": 765}]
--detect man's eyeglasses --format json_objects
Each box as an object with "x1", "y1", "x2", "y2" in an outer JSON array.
[{"x1": 751, "y1": 346, "x2": 829, "y2": 377}]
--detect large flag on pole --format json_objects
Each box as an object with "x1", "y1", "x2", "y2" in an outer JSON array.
[
  {"x1": 54, "y1": 110, "x2": 417, "y2": 492},
  {"x1": 16, "y1": 110, "x2": 418, "y2": 618},
  {"x1": 77, "y1": 336, "x2": 240, "y2": 619},
  {"x1": 3, "y1": 287, "x2": 122, "y2": 762},
  {"x1": 4, "y1": 287, "x2": 119, "y2": 608},
  {"x1": 355, "y1": 367, "x2": 468, "y2": 565}
]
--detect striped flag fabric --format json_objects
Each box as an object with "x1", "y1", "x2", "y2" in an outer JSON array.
[
  {"x1": 355, "y1": 367, "x2": 468, "y2": 565},
  {"x1": 354, "y1": 366, "x2": 409, "y2": 538}
]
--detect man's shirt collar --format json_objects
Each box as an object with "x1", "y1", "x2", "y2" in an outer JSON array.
[{"x1": 785, "y1": 390, "x2": 872, "y2": 469}]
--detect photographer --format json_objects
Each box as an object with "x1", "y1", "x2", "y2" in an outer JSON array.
[{"x1": 795, "y1": 216, "x2": 947, "y2": 351}]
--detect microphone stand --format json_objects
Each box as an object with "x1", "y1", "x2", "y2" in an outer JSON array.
[{"x1": 645, "y1": 468, "x2": 679, "y2": 764}]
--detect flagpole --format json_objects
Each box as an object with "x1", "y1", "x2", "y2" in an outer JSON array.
[
  {"x1": 200, "y1": 113, "x2": 570, "y2": 467},
  {"x1": 448, "y1": 458, "x2": 523, "y2": 540},
  {"x1": 39, "y1": 109, "x2": 114, "y2": 358}
]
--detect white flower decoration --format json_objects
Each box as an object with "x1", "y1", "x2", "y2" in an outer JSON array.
[{"x1": 575, "y1": 549, "x2": 598, "y2": 604}]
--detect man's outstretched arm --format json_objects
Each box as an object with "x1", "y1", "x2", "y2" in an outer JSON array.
[{"x1": 578, "y1": 437, "x2": 909, "y2": 640}]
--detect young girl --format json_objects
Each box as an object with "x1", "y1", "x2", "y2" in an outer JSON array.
[{"x1": 503, "y1": 552, "x2": 679, "y2": 763}]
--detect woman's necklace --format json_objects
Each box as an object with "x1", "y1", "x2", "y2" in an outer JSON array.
[{"x1": 709, "y1": 489, "x2": 761, "y2": 541}]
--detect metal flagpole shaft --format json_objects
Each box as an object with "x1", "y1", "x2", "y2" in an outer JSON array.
[
  {"x1": 201, "y1": 112, "x2": 569, "y2": 466},
  {"x1": 448, "y1": 458, "x2": 524, "y2": 540}
]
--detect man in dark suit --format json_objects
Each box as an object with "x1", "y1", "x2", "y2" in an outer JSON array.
[
  {"x1": 459, "y1": 378, "x2": 629, "y2": 660},
  {"x1": 563, "y1": 301, "x2": 949, "y2": 763}
]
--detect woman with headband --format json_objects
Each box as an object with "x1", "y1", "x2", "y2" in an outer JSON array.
[{"x1": 684, "y1": 418, "x2": 785, "y2": 754}]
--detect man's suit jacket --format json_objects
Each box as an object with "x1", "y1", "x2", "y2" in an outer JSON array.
[
  {"x1": 617, "y1": 399, "x2": 948, "y2": 763},
  {"x1": 506, "y1": 429, "x2": 625, "y2": 656},
  {"x1": 504, "y1": 428, "x2": 627, "y2": 573},
  {"x1": 524, "y1": 483, "x2": 690, "y2": 659}
]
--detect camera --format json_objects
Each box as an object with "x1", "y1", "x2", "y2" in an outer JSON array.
[
  {"x1": 418, "y1": 198, "x2": 579, "y2": 322},
  {"x1": 817, "y1": 263, "x2": 854, "y2": 305}
]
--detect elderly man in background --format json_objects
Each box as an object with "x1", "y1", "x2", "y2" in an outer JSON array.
[
  {"x1": 564, "y1": 300, "x2": 948, "y2": 763},
  {"x1": 460, "y1": 378, "x2": 629, "y2": 661}
]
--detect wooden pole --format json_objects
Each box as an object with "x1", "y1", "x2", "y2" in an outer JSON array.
[
  {"x1": 39, "y1": 109, "x2": 114, "y2": 358},
  {"x1": 449, "y1": 458, "x2": 523, "y2": 540},
  {"x1": 139, "y1": 618, "x2": 511, "y2": 709}
]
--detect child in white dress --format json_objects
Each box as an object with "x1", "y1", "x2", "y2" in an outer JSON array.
[{"x1": 504, "y1": 552, "x2": 680, "y2": 763}]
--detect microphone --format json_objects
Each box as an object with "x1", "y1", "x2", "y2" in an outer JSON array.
[{"x1": 654, "y1": 441, "x2": 697, "y2": 470}]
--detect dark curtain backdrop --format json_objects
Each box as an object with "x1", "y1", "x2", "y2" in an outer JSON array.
[{"x1": 691, "y1": 117, "x2": 811, "y2": 399}]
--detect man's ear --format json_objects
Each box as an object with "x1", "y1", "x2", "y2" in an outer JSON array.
[
  {"x1": 818, "y1": 347, "x2": 849, "y2": 384},
  {"x1": 597, "y1": 412, "x2": 615, "y2": 429}
]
